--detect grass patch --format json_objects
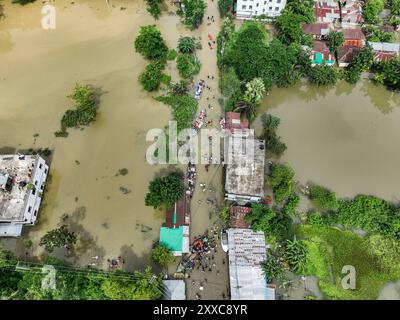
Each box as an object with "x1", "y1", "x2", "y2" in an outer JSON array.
[{"x1": 297, "y1": 224, "x2": 400, "y2": 300}]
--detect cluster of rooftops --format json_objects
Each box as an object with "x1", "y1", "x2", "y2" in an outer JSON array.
[
  {"x1": 303, "y1": 0, "x2": 400, "y2": 66},
  {"x1": 160, "y1": 112, "x2": 274, "y2": 300}
]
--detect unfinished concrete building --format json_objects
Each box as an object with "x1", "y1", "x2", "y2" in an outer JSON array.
[{"x1": 0, "y1": 154, "x2": 49, "y2": 236}]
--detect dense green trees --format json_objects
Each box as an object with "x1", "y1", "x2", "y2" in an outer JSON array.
[
  {"x1": 327, "y1": 31, "x2": 344, "y2": 62},
  {"x1": 0, "y1": 248, "x2": 163, "y2": 300},
  {"x1": 145, "y1": 170, "x2": 184, "y2": 209},
  {"x1": 39, "y1": 225, "x2": 77, "y2": 253},
  {"x1": 169, "y1": 79, "x2": 190, "y2": 95},
  {"x1": 150, "y1": 245, "x2": 175, "y2": 267},
  {"x1": 275, "y1": 11, "x2": 305, "y2": 45},
  {"x1": 345, "y1": 46, "x2": 373, "y2": 84},
  {"x1": 261, "y1": 252, "x2": 286, "y2": 283},
  {"x1": 282, "y1": 193, "x2": 300, "y2": 215},
  {"x1": 145, "y1": 0, "x2": 164, "y2": 19},
  {"x1": 362, "y1": 25, "x2": 395, "y2": 42},
  {"x1": 224, "y1": 22, "x2": 269, "y2": 85},
  {"x1": 0, "y1": 247, "x2": 22, "y2": 298},
  {"x1": 284, "y1": 239, "x2": 308, "y2": 274},
  {"x1": 275, "y1": 0, "x2": 315, "y2": 45},
  {"x1": 223, "y1": 21, "x2": 301, "y2": 94},
  {"x1": 362, "y1": 0, "x2": 384, "y2": 24},
  {"x1": 373, "y1": 57, "x2": 400, "y2": 91},
  {"x1": 245, "y1": 204, "x2": 293, "y2": 243},
  {"x1": 176, "y1": 53, "x2": 201, "y2": 78},
  {"x1": 261, "y1": 113, "x2": 287, "y2": 157},
  {"x1": 334, "y1": 195, "x2": 400, "y2": 238},
  {"x1": 134, "y1": 25, "x2": 168, "y2": 61},
  {"x1": 156, "y1": 93, "x2": 198, "y2": 132},
  {"x1": 268, "y1": 163, "x2": 295, "y2": 203},
  {"x1": 307, "y1": 64, "x2": 338, "y2": 86},
  {"x1": 218, "y1": 0, "x2": 233, "y2": 17},
  {"x1": 219, "y1": 67, "x2": 243, "y2": 111},
  {"x1": 390, "y1": 0, "x2": 400, "y2": 14},
  {"x1": 365, "y1": 235, "x2": 400, "y2": 272},
  {"x1": 285, "y1": 0, "x2": 315, "y2": 23},
  {"x1": 55, "y1": 84, "x2": 99, "y2": 137},
  {"x1": 308, "y1": 184, "x2": 338, "y2": 210},
  {"x1": 139, "y1": 62, "x2": 164, "y2": 92},
  {"x1": 178, "y1": 0, "x2": 207, "y2": 30},
  {"x1": 135, "y1": 26, "x2": 170, "y2": 92}
]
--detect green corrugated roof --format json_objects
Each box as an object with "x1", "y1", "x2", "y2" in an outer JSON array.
[{"x1": 160, "y1": 226, "x2": 183, "y2": 252}]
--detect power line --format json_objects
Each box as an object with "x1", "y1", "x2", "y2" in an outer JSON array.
[{"x1": 0, "y1": 259, "x2": 168, "y2": 293}]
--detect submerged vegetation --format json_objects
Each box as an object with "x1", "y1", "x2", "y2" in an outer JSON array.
[
  {"x1": 177, "y1": 0, "x2": 207, "y2": 30},
  {"x1": 145, "y1": 0, "x2": 164, "y2": 20},
  {"x1": 261, "y1": 113, "x2": 287, "y2": 157},
  {"x1": 55, "y1": 84, "x2": 99, "y2": 137},
  {"x1": 39, "y1": 225, "x2": 77, "y2": 253}
]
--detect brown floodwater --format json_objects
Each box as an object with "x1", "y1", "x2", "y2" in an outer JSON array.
[
  {"x1": 258, "y1": 80, "x2": 400, "y2": 203},
  {"x1": 0, "y1": 0, "x2": 226, "y2": 277},
  {"x1": 0, "y1": 0, "x2": 186, "y2": 268}
]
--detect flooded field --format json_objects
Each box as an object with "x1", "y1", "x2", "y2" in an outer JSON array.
[
  {"x1": 0, "y1": 0, "x2": 225, "y2": 282},
  {"x1": 259, "y1": 80, "x2": 400, "y2": 203},
  {"x1": 0, "y1": 0, "x2": 184, "y2": 268}
]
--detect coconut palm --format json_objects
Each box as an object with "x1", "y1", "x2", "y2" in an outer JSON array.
[
  {"x1": 177, "y1": 36, "x2": 196, "y2": 54},
  {"x1": 243, "y1": 77, "x2": 266, "y2": 106}
]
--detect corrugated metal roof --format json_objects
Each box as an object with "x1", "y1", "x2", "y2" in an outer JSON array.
[
  {"x1": 369, "y1": 42, "x2": 400, "y2": 53},
  {"x1": 227, "y1": 228, "x2": 267, "y2": 300},
  {"x1": 162, "y1": 280, "x2": 186, "y2": 300}
]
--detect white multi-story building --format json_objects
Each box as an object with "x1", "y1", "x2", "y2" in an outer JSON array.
[
  {"x1": 0, "y1": 154, "x2": 49, "y2": 237},
  {"x1": 235, "y1": 0, "x2": 287, "y2": 19}
]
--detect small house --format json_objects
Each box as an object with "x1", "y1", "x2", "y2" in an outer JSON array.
[
  {"x1": 369, "y1": 41, "x2": 400, "y2": 62},
  {"x1": 303, "y1": 40, "x2": 335, "y2": 66},
  {"x1": 302, "y1": 23, "x2": 333, "y2": 40},
  {"x1": 342, "y1": 28, "x2": 366, "y2": 48},
  {"x1": 230, "y1": 206, "x2": 252, "y2": 229},
  {"x1": 341, "y1": 0, "x2": 364, "y2": 26},
  {"x1": 337, "y1": 45, "x2": 359, "y2": 67},
  {"x1": 314, "y1": 0, "x2": 341, "y2": 23}
]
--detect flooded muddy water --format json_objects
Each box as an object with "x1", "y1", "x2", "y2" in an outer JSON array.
[
  {"x1": 259, "y1": 80, "x2": 400, "y2": 203},
  {"x1": 0, "y1": 0, "x2": 225, "y2": 277},
  {"x1": 0, "y1": 0, "x2": 185, "y2": 267}
]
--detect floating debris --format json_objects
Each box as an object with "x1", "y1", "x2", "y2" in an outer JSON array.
[{"x1": 119, "y1": 187, "x2": 131, "y2": 194}]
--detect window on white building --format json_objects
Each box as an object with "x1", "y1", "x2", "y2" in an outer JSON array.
[
  {"x1": 277, "y1": 0, "x2": 281, "y2": 2},
  {"x1": 256, "y1": 3, "x2": 259, "y2": 6},
  {"x1": 275, "y1": 7, "x2": 279, "y2": 11},
  {"x1": 262, "y1": 8, "x2": 265, "y2": 12},
  {"x1": 249, "y1": 5, "x2": 253, "y2": 9},
  {"x1": 269, "y1": 6, "x2": 272, "y2": 10},
  {"x1": 242, "y1": 5, "x2": 246, "y2": 9}
]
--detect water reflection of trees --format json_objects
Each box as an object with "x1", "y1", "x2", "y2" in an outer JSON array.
[
  {"x1": 360, "y1": 79, "x2": 396, "y2": 114},
  {"x1": 297, "y1": 84, "x2": 332, "y2": 103}
]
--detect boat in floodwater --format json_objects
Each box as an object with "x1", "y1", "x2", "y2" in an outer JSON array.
[{"x1": 221, "y1": 229, "x2": 228, "y2": 252}]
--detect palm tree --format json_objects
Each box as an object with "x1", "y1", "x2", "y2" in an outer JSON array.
[
  {"x1": 177, "y1": 36, "x2": 196, "y2": 54},
  {"x1": 284, "y1": 239, "x2": 308, "y2": 274},
  {"x1": 243, "y1": 78, "x2": 266, "y2": 106},
  {"x1": 234, "y1": 78, "x2": 266, "y2": 119}
]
